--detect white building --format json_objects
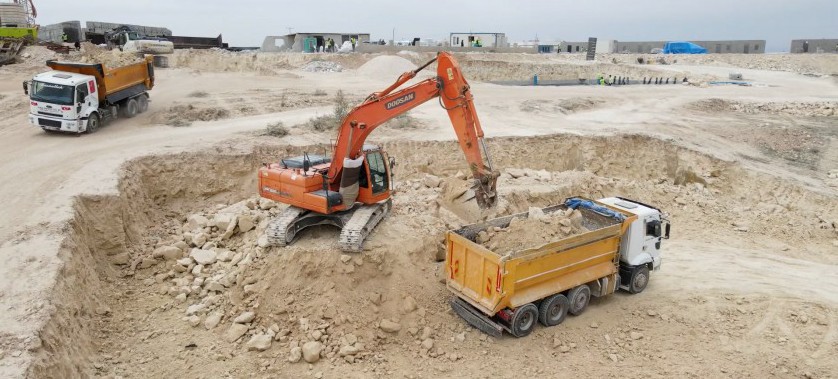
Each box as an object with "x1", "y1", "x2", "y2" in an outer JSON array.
[{"x1": 449, "y1": 32, "x2": 507, "y2": 48}]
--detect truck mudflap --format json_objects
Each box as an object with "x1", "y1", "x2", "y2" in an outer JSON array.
[{"x1": 451, "y1": 297, "x2": 504, "y2": 337}]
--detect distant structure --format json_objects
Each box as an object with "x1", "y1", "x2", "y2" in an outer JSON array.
[
  {"x1": 449, "y1": 32, "x2": 507, "y2": 48},
  {"x1": 262, "y1": 33, "x2": 370, "y2": 52},
  {"x1": 38, "y1": 20, "x2": 226, "y2": 49},
  {"x1": 613, "y1": 40, "x2": 765, "y2": 54},
  {"x1": 790, "y1": 39, "x2": 838, "y2": 53}
]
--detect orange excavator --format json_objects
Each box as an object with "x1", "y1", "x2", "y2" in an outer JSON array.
[{"x1": 258, "y1": 52, "x2": 498, "y2": 252}]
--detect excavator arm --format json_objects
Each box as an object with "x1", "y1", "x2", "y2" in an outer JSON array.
[{"x1": 327, "y1": 52, "x2": 498, "y2": 208}]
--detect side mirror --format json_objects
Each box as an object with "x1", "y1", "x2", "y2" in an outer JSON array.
[
  {"x1": 389, "y1": 156, "x2": 396, "y2": 170},
  {"x1": 22, "y1": 81, "x2": 29, "y2": 95},
  {"x1": 302, "y1": 153, "x2": 310, "y2": 173},
  {"x1": 663, "y1": 220, "x2": 671, "y2": 240}
]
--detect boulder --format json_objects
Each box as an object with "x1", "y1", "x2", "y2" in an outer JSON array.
[
  {"x1": 237, "y1": 215, "x2": 255, "y2": 233},
  {"x1": 190, "y1": 248, "x2": 217, "y2": 265},
  {"x1": 153, "y1": 246, "x2": 183, "y2": 260},
  {"x1": 288, "y1": 347, "x2": 302, "y2": 363},
  {"x1": 225, "y1": 323, "x2": 249, "y2": 343},
  {"x1": 379, "y1": 319, "x2": 401, "y2": 333},
  {"x1": 204, "y1": 313, "x2": 222, "y2": 330},
  {"x1": 187, "y1": 214, "x2": 209, "y2": 230},
  {"x1": 302, "y1": 341, "x2": 323, "y2": 363},
  {"x1": 246, "y1": 334, "x2": 272, "y2": 351},
  {"x1": 234, "y1": 311, "x2": 255, "y2": 324}
]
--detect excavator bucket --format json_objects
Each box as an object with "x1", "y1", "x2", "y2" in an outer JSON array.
[{"x1": 473, "y1": 172, "x2": 499, "y2": 209}]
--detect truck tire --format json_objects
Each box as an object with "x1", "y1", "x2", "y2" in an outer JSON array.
[
  {"x1": 510, "y1": 303, "x2": 538, "y2": 338},
  {"x1": 123, "y1": 98, "x2": 139, "y2": 118},
  {"x1": 137, "y1": 95, "x2": 148, "y2": 113},
  {"x1": 629, "y1": 266, "x2": 650, "y2": 294},
  {"x1": 567, "y1": 285, "x2": 591, "y2": 316},
  {"x1": 538, "y1": 294, "x2": 569, "y2": 327},
  {"x1": 85, "y1": 113, "x2": 100, "y2": 134}
]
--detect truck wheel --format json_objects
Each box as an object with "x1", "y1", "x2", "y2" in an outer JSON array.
[
  {"x1": 538, "y1": 294, "x2": 569, "y2": 327},
  {"x1": 123, "y1": 99, "x2": 139, "y2": 118},
  {"x1": 629, "y1": 266, "x2": 650, "y2": 294},
  {"x1": 85, "y1": 113, "x2": 100, "y2": 134},
  {"x1": 510, "y1": 303, "x2": 538, "y2": 337},
  {"x1": 568, "y1": 285, "x2": 591, "y2": 316},
  {"x1": 137, "y1": 95, "x2": 148, "y2": 113}
]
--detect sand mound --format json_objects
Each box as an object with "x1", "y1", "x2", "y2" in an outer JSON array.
[
  {"x1": 66, "y1": 44, "x2": 146, "y2": 67},
  {"x1": 356, "y1": 55, "x2": 417, "y2": 79},
  {"x1": 478, "y1": 208, "x2": 586, "y2": 254},
  {"x1": 689, "y1": 98, "x2": 837, "y2": 117}
]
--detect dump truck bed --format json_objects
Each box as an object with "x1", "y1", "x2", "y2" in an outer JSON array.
[
  {"x1": 45, "y1": 57, "x2": 154, "y2": 103},
  {"x1": 445, "y1": 199, "x2": 635, "y2": 322}
]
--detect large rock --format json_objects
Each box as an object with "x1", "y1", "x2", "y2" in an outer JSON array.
[
  {"x1": 237, "y1": 215, "x2": 255, "y2": 233},
  {"x1": 234, "y1": 311, "x2": 255, "y2": 324},
  {"x1": 187, "y1": 214, "x2": 209, "y2": 229},
  {"x1": 191, "y1": 232, "x2": 208, "y2": 247},
  {"x1": 338, "y1": 344, "x2": 362, "y2": 357},
  {"x1": 204, "y1": 313, "x2": 222, "y2": 330},
  {"x1": 259, "y1": 199, "x2": 277, "y2": 210},
  {"x1": 302, "y1": 341, "x2": 323, "y2": 363},
  {"x1": 213, "y1": 213, "x2": 237, "y2": 230},
  {"x1": 153, "y1": 246, "x2": 183, "y2": 260},
  {"x1": 379, "y1": 319, "x2": 401, "y2": 333},
  {"x1": 423, "y1": 174, "x2": 442, "y2": 188},
  {"x1": 111, "y1": 252, "x2": 130, "y2": 265},
  {"x1": 190, "y1": 248, "x2": 217, "y2": 265},
  {"x1": 288, "y1": 347, "x2": 302, "y2": 363},
  {"x1": 225, "y1": 323, "x2": 249, "y2": 342},
  {"x1": 246, "y1": 334, "x2": 272, "y2": 351},
  {"x1": 402, "y1": 296, "x2": 418, "y2": 313}
]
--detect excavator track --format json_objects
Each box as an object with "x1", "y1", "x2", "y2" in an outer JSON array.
[
  {"x1": 266, "y1": 206, "x2": 307, "y2": 247},
  {"x1": 338, "y1": 200, "x2": 392, "y2": 253}
]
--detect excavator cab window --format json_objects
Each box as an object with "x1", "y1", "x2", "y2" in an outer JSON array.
[{"x1": 367, "y1": 151, "x2": 389, "y2": 194}]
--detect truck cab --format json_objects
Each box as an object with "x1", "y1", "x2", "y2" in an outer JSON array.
[
  {"x1": 598, "y1": 197, "x2": 670, "y2": 293},
  {"x1": 26, "y1": 71, "x2": 100, "y2": 133}
]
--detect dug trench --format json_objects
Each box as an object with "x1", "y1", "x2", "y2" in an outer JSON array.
[{"x1": 30, "y1": 135, "x2": 837, "y2": 378}]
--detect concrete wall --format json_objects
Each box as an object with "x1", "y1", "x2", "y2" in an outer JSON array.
[
  {"x1": 38, "y1": 21, "x2": 83, "y2": 43},
  {"x1": 562, "y1": 41, "x2": 591, "y2": 53},
  {"x1": 790, "y1": 39, "x2": 838, "y2": 53},
  {"x1": 613, "y1": 40, "x2": 765, "y2": 54},
  {"x1": 356, "y1": 44, "x2": 536, "y2": 54},
  {"x1": 449, "y1": 33, "x2": 507, "y2": 48},
  {"x1": 0, "y1": 3, "x2": 26, "y2": 26}
]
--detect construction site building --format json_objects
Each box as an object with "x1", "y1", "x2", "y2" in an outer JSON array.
[
  {"x1": 449, "y1": 32, "x2": 507, "y2": 48},
  {"x1": 790, "y1": 39, "x2": 838, "y2": 53},
  {"x1": 262, "y1": 33, "x2": 370, "y2": 52}
]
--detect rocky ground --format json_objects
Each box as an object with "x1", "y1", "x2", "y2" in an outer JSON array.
[{"x1": 0, "y1": 48, "x2": 836, "y2": 378}]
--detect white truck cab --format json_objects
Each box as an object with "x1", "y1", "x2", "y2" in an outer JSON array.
[
  {"x1": 598, "y1": 197, "x2": 671, "y2": 293},
  {"x1": 27, "y1": 71, "x2": 100, "y2": 133}
]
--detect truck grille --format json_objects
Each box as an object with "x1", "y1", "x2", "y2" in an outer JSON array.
[
  {"x1": 38, "y1": 118, "x2": 62, "y2": 128},
  {"x1": 38, "y1": 111, "x2": 62, "y2": 117}
]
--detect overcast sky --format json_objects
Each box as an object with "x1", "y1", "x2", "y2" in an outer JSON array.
[{"x1": 32, "y1": 0, "x2": 838, "y2": 52}]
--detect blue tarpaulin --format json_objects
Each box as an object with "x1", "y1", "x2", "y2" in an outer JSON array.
[
  {"x1": 662, "y1": 41, "x2": 707, "y2": 54},
  {"x1": 565, "y1": 198, "x2": 626, "y2": 221}
]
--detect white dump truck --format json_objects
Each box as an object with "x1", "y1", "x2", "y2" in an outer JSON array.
[{"x1": 24, "y1": 57, "x2": 155, "y2": 133}]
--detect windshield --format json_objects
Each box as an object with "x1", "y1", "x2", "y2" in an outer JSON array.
[{"x1": 31, "y1": 81, "x2": 74, "y2": 105}]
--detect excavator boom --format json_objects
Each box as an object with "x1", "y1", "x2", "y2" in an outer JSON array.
[{"x1": 328, "y1": 52, "x2": 498, "y2": 207}]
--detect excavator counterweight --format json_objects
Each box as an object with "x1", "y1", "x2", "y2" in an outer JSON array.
[{"x1": 259, "y1": 52, "x2": 498, "y2": 252}]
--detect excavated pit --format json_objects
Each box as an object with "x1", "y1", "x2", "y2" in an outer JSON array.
[{"x1": 30, "y1": 135, "x2": 838, "y2": 378}]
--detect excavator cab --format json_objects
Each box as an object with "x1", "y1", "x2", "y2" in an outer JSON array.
[{"x1": 356, "y1": 145, "x2": 392, "y2": 204}]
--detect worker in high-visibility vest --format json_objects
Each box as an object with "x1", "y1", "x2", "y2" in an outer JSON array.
[
  {"x1": 61, "y1": 33, "x2": 68, "y2": 43},
  {"x1": 596, "y1": 74, "x2": 605, "y2": 85}
]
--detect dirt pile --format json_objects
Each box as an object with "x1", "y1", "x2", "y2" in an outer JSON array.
[
  {"x1": 356, "y1": 55, "x2": 417, "y2": 79},
  {"x1": 690, "y1": 98, "x2": 837, "y2": 117},
  {"x1": 478, "y1": 207, "x2": 586, "y2": 254},
  {"x1": 67, "y1": 44, "x2": 146, "y2": 67},
  {"x1": 519, "y1": 97, "x2": 608, "y2": 114},
  {"x1": 151, "y1": 104, "x2": 231, "y2": 126},
  {"x1": 301, "y1": 61, "x2": 343, "y2": 73}
]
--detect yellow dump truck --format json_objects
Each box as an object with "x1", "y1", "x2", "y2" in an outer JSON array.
[
  {"x1": 24, "y1": 57, "x2": 156, "y2": 133},
  {"x1": 446, "y1": 197, "x2": 670, "y2": 337}
]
